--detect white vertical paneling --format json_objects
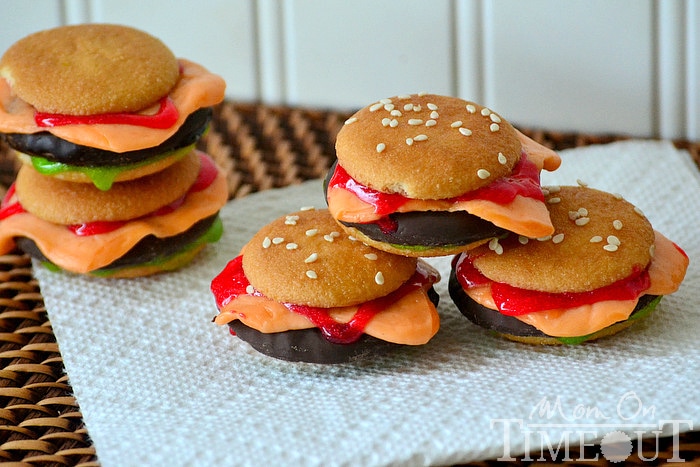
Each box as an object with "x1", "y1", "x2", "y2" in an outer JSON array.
[
  {"x1": 657, "y1": 0, "x2": 687, "y2": 140},
  {"x1": 481, "y1": 0, "x2": 655, "y2": 136},
  {"x1": 63, "y1": 0, "x2": 91, "y2": 24},
  {"x1": 91, "y1": 0, "x2": 258, "y2": 101},
  {"x1": 281, "y1": 0, "x2": 454, "y2": 110},
  {"x1": 0, "y1": 0, "x2": 63, "y2": 55},
  {"x1": 256, "y1": 0, "x2": 287, "y2": 103},
  {"x1": 454, "y1": 0, "x2": 485, "y2": 103},
  {"x1": 688, "y1": 0, "x2": 700, "y2": 140}
]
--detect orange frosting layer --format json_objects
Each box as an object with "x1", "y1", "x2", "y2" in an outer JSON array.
[
  {"x1": 0, "y1": 159, "x2": 228, "y2": 273},
  {"x1": 0, "y1": 59, "x2": 226, "y2": 152},
  {"x1": 464, "y1": 230, "x2": 688, "y2": 336}
]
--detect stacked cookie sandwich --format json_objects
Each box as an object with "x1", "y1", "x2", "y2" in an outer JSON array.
[{"x1": 0, "y1": 24, "x2": 228, "y2": 277}]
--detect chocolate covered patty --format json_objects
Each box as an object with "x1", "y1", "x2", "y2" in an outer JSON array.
[{"x1": 0, "y1": 24, "x2": 180, "y2": 115}]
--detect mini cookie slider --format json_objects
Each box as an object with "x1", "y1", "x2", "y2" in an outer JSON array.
[
  {"x1": 0, "y1": 24, "x2": 225, "y2": 190},
  {"x1": 448, "y1": 185, "x2": 689, "y2": 344},
  {"x1": 325, "y1": 93, "x2": 562, "y2": 257},
  {"x1": 0, "y1": 150, "x2": 228, "y2": 278},
  {"x1": 211, "y1": 208, "x2": 441, "y2": 363}
]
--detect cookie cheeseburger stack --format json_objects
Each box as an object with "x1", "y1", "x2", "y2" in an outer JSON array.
[
  {"x1": 325, "y1": 93, "x2": 562, "y2": 257},
  {"x1": 0, "y1": 24, "x2": 228, "y2": 277},
  {"x1": 449, "y1": 186, "x2": 689, "y2": 344}
]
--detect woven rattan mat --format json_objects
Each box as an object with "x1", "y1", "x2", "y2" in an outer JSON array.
[{"x1": 0, "y1": 100, "x2": 698, "y2": 466}]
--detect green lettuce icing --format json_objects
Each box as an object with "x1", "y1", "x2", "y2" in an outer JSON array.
[{"x1": 30, "y1": 144, "x2": 194, "y2": 191}]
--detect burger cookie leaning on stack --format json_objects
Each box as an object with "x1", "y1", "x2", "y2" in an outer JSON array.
[
  {"x1": 325, "y1": 93, "x2": 562, "y2": 257},
  {"x1": 0, "y1": 24, "x2": 228, "y2": 277},
  {"x1": 449, "y1": 186, "x2": 689, "y2": 344}
]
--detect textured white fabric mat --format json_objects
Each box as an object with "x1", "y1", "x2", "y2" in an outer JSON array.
[{"x1": 35, "y1": 140, "x2": 699, "y2": 466}]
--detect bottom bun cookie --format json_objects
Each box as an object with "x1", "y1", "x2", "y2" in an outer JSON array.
[
  {"x1": 229, "y1": 286, "x2": 440, "y2": 363},
  {"x1": 448, "y1": 269, "x2": 661, "y2": 345}
]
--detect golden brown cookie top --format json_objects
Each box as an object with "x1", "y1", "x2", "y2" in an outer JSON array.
[
  {"x1": 0, "y1": 24, "x2": 179, "y2": 115},
  {"x1": 468, "y1": 185, "x2": 656, "y2": 293},
  {"x1": 242, "y1": 209, "x2": 419, "y2": 308},
  {"x1": 335, "y1": 93, "x2": 521, "y2": 199},
  {"x1": 15, "y1": 150, "x2": 200, "y2": 224}
]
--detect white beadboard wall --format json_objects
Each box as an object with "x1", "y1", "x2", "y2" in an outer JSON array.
[{"x1": 1, "y1": 0, "x2": 698, "y2": 140}]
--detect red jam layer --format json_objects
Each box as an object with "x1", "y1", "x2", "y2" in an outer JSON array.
[
  {"x1": 211, "y1": 255, "x2": 438, "y2": 344},
  {"x1": 328, "y1": 152, "x2": 544, "y2": 217},
  {"x1": 35, "y1": 96, "x2": 179, "y2": 129},
  {"x1": 0, "y1": 152, "x2": 219, "y2": 236},
  {"x1": 453, "y1": 253, "x2": 651, "y2": 315}
]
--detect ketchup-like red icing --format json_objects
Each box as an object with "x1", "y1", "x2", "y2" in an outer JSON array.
[
  {"x1": 0, "y1": 153, "x2": 218, "y2": 236},
  {"x1": 35, "y1": 96, "x2": 179, "y2": 129},
  {"x1": 211, "y1": 255, "x2": 437, "y2": 344},
  {"x1": 328, "y1": 152, "x2": 544, "y2": 217},
  {"x1": 453, "y1": 253, "x2": 651, "y2": 315}
]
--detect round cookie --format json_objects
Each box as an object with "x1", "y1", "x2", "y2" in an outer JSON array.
[
  {"x1": 242, "y1": 209, "x2": 418, "y2": 308},
  {"x1": 15, "y1": 150, "x2": 201, "y2": 224},
  {"x1": 0, "y1": 24, "x2": 179, "y2": 115},
  {"x1": 470, "y1": 185, "x2": 655, "y2": 293},
  {"x1": 335, "y1": 93, "x2": 521, "y2": 200}
]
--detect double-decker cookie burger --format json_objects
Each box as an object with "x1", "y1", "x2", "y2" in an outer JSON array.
[
  {"x1": 0, "y1": 24, "x2": 227, "y2": 277},
  {"x1": 449, "y1": 185, "x2": 689, "y2": 344},
  {"x1": 211, "y1": 208, "x2": 441, "y2": 363},
  {"x1": 325, "y1": 93, "x2": 562, "y2": 257}
]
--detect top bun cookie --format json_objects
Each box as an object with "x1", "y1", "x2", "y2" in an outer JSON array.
[
  {"x1": 335, "y1": 93, "x2": 521, "y2": 200},
  {"x1": 0, "y1": 24, "x2": 179, "y2": 115},
  {"x1": 469, "y1": 186, "x2": 656, "y2": 293},
  {"x1": 242, "y1": 209, "x2": 419, "y2": 308}
]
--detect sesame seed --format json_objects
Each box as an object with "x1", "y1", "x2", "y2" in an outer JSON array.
[
  {"x1": 408, "y1": 118, "x2": 424, "y2": 125},
  {"x1": 552, "y1": 233, "x2": 565, "y2": 244},
  {"x1": 498, "y1": 152, "x2": 507, "y2": 165},
  {"x1": 324, "y1": 234, "x2": 335, "y2": 242},
  {"x1": 413, "y1": 105, "x2": 422, "y2": 112},
  {"x1": 417, "y1": 91, "x2": 428, "y2": 96},
  {"x1": 285, "y1": 215, "x2": 299, "y2": 225},
  {"x1": 330, "y1": 231, "x2": 340, "y2": 238},
  {"x1": 348, "y1": 235, "x2": 357, "y2": 241},
  {"x1": 541, "y1": 188, "x2": 550, "y2": 196},
  {"x1": 430, "y1": 111, "x2": 439, "y2": 119},
  {"x1": 578, "y1": 207, "x2": 588, "y2": 216},
  {"x1": 481, "y1": 108, "x2": 491, "y2": 116},
  {"x1": 459, "y1": 127, "x2": 472, "y2": 136},
  {"x1": 306, "y1": 229, "x2": 318, "y2": 237},
  {"x1": 304, "y1": 253, "x2": 318, "y2": 263},
  {"x1": 451, "y1": 120, "x2": 463, "y2": 128},
  {"x1": 364, "y1": 253, "x2": 378, "y2": 260},
  {"x1": 384, "y1": 103, "x2": 395, "y2": 111},
  {"x1": 537, "y1": 235, "x2": 552, "y2": 242},
  {"x1": 375, "y1": 271, "x2": 385, "y2": 285},
  {"x1": 466, "y1": 104, "x2": 476, "y2": 113},
  {"x1": 369, "y1": 102, "x2": 383, "y2": 112},
  {"x1": 376, "y1": 143, "x2": 386, "y2": 153},
  {"x1": 568, "y1": 211, "x2": 580, "y2": 221},
  {"x1": 425, "y1": 119, "x2": 437, "y2": 127},
  {"x1": 577, "y1": 179, "x2": 588, "y2": 187},
  {"x1": 406, "y1": 138, "x2": 414, "y2": 146},
  {"x1": 603, "y1": 244, "x2": 619, "y2": 252},
  {"x1": 548, "y1": 197, "x2": 561, "y2": 204},
  {"x1": 286, "y1": 243, "x2": 298, "y2": 250},
  {"x1": 607, "y1": 235, "x2": 621, "y2": 246},
  {"x1": 300, "y1": 206, "x2": 315, "y2": 211},
  {"x1": 403, "y1": 103, "x2": 413, "y2": 111},
  {"x1": 427, "y1": 103, "x2": 438, "y2": 110},
  {"x1": 649, "y1": 244, "x2": 656, "y2": 257},
  {"x1": 272, "y1": 237, "x2": 284, "y2": 245},
  {"x1": 490, "y1": 123, "x2": 500, "y2": 132},
  {"x1": 414, "y1": 134, "x2": 428, "y2": 141},
  {"x1": 379, "y1": 98, "x2": 392, "y2": 104},
  {"x1": 495, "y1": 244, "x2": 504, "y2": 255},
  {"x1": 518, "y1": 236, "x2": 529, "y2": 244},
  {"x1": 306, "y1": 270, "x2": 318, "y2": 279},
  {"x1": 397, "y1": 94, "x2": 411, "y2": 99},
  {"x1": 477, "y1": 168, "x2": 491, "y2": 179},
  {"x1": 613, "y1": 220, "x2": 623, "y2": 230},
  {"x1": 490, "y1": 113, "x2": 501, "y2": 123},
  {"x1": 575, "y1": 217, "x2": 590, "y2": 226},
  {"x1": 548, "y1": 185, "x2": 561, "y2": 193},
  {"x1": 634, "y1": 206, "x2": 645, "y2": 217},
  {"x1": 344, "y1": 117, "x2": 358, "y2": 125},
  {"x1": 590, "y1": 236, "x2": 603, "y2": 243},
  {"x1": 390, "y1": 110, "x2": 402, "y2": 117},
  {"x1": 389, "y1": 119, "x2": 399, "y2": 128},
  {"x1": 262, "y1": 237, "x2": 272, "y2": 248},
  {"x1": 488, "y1": 238, "x2": 500, "y2": 250},
  {"x1": 381, "y1": 118, "x2": 391, "y2": 127},
  {"x1": 613, "y1": 193, "x2": 624, "y2": 200},
  {"x1": 246, "y1": 285, "x2": 255, "y2": 295}
]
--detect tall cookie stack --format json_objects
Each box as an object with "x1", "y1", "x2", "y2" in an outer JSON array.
[{"x1": 0, "y1": 24, "x2": 228, "y2": 277}]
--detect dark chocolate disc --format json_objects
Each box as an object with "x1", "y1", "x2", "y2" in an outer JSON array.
[
  {"x1": 230, "y1": 286, "x2": 440, "y2": 364},
  {"x1": 323, "y1": 161, "x2": 506, "y2": 249},
  {"x1": 2, "y1": 107, "x2": 212, "y2": 166},
  {"x1": 17, "y1": 214, "x2": 219, "y2": 271},
  {"x1": 448, "y1": 266, "x2": 658, "y2": 339}
]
